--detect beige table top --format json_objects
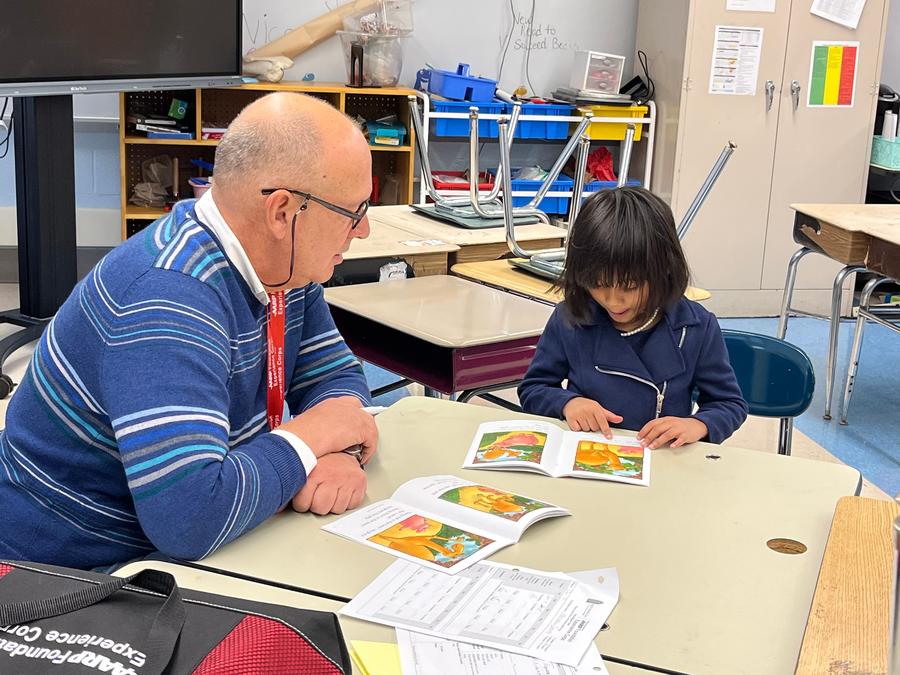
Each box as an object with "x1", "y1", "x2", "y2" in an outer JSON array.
[
  {"x1": 202, "y1": 397, "x2": 860, "y2": 675},
  {"x1": 324, "y1": 275, "x2": 554, "y2": 348},
  {"x1": 116, "y1": 561, "x2": 652, "y2": 674},
  {"x1": 452, "y1": 258, "x2": 713, "y2": 303},
  {"x1": 796, "y1": 496, "x2": 900, "y2": 675},
  {"x1": 367, "y1": 205, "x2": 566, "y2": 246},
  {"x1": 344, "y1": 220, "x2": 459, "y2": 261},
  {"x1": 791, "y1": 203, "x2": 900, "y2": 234}
]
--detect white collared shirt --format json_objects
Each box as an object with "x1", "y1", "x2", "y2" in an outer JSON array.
[{"x1": 194, "y1": 191, "x2": 318, "y2": 479}]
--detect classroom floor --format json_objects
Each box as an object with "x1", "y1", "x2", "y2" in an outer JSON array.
[{"x1": 0, "y1": 283, "x2": 892, "y2": 500}]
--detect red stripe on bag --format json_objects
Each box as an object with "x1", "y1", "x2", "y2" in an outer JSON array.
[
  {"x1": 191, "y1": 614, "x2": 342, "y2": 674},
  {"x1": 0, "y1": 564, "x2": 13, "y2": 578}
]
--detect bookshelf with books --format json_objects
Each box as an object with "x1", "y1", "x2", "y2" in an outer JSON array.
[{"x1": 119, "y1": 82, "x2": 417, "y2": 240}]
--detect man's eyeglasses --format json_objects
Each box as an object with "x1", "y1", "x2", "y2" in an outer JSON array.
[{"x1": 261, "y1": 188, "x2": 369, "y2": 230}]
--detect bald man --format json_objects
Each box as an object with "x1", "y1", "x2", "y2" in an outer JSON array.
[{"x1": 0, "y1": 93, "x2": 380, "y2": 570}]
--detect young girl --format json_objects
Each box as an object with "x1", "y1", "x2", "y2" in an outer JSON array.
[{"x1": 518, "y1": 187, "x2": 748, "y2": 449}]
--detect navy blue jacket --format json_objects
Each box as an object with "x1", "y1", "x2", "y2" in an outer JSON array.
[{"x1": 518, "y1": 297, "x2": 748, "y2": 443}]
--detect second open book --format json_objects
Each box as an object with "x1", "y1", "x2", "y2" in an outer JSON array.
[
  {"x1": 463, "y1": 420, "x2": 651, "y2": 487},
  {"x1": 323, "y1": 475, "x2": 568, "y2": 574}
]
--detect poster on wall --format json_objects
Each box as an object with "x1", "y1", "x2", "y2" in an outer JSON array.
[
  {"x1": 810, "y1": 0, "x2": 867, "y2": 30},
  {"x1": 708, "y1": 25, "x2": 764, "y2": 95},
  {"x1": 807, "y1": 41, "x2": 859, "y2": 107},
  {"x1": 726, "y1": 0, "x2": 776, "y2": 11}
]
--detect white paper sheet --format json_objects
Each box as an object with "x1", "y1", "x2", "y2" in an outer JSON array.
[
  {"x1": 396, "y1": 631, "x2": 609, "y2": 675},
  {"x1": 727, "y1": 0, "x2": 776, "y2": 11},
  {"x1": 810, "y1": 0, "x2": 867, "y2": 29},
  {"x1": 341, "y1": 560, "x2": 611, "y2": 667},
  {"x1": 708, "y1": 25, "x2": 764, "y2": 96}
]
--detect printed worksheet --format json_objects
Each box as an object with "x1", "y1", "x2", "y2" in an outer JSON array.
[
  {"x1": 397, "y1": 631, "x2": 609, "y2": 675},
  {"x1": 708, "y1": 25, "x2": 764, "y2": 96},
  {"x1": 341, "y1": 560, "x2": 612, "y2": 667}
]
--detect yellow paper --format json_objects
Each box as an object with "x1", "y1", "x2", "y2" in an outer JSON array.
[
  {"x1": 349, "y1": 641, "x2": 402, "y2": 675},
  {"x1": 823, "y1": 45, "x2": 843, "y2": 106}
]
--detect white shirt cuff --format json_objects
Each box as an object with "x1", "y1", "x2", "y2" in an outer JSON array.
[{"x1": 271, "y1": 429, "x2": 318, "y2": 477}]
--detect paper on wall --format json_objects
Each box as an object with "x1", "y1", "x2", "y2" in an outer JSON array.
[
  {"x1": 810, "y1": 0, "x2": 867, "y2": 30},
  {"x1": 726, "y1": 0, "x2": 776, "y2": 11},
  {"x1": 806, "y1": 41, "x2": 859, "y2": 107},
  {"x1": 708, "y1": 26, "x2": 764, "y2": 96}
]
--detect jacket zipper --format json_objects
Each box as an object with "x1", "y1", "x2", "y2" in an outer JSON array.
[
  {"x1": 595, "y1": 325, "x2": 687, "y2": 419},
  {"x1": 594, "y1": 367, "x2": 668, "y2": 418}
]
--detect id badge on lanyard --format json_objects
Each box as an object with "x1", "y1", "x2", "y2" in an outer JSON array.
[{"x1": 266, "y1": 291, "x2": 286, "y2": 430}]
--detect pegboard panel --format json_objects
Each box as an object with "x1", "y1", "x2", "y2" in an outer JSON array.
[
  {"x1": 126, "y1": 220, "x2": 152, "y2": 238},
  {"x1": 124, "y1": 90, "x2": 197, "y2": 125},
  {"x1": 344, "y1": 94, "x2": 407, "y2": 122},
  {"x1": 124, "y1": 144, "x2": 217, "y2": 204},
  {"x1": 200, "y1": 88, "x2": 341, "y2": 126},
  {"x1": 200, "y1": 89, "x2": 269, "y2": 126}
]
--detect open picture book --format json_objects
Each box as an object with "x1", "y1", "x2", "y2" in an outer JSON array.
[
  {"x1": 463, "y1": 420, "x2": 651, "y2": 486},
  {"x1": 322, "y1": 475, "x2": 569, "y2": 574}
]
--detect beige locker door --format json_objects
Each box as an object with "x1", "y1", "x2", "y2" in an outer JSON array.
[
  {"x1": 760, "y1": 0, "x2": 888, "y2": 290},
  {"x1": 674, "y1": 1, "x2": 792, "y2": 291}
]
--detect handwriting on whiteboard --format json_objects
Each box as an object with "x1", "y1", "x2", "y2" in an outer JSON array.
[{"x1": 512, "y1": 11, "x2": 580, "y2": 51}]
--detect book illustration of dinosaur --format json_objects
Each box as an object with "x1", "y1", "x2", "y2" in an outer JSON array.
[
  {"x1": 474, "y1": 430, "x2": 547, "y2": 464},
  {"x1": 438, "y1": 485, "x2": 552, "y2": 522},
  {"x1": 368, "y1": 515, "x2": 494, "y2": 568}
]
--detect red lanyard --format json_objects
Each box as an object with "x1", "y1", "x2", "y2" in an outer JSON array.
[{"x1": 266, "y1": 291, "x2": 286, "y2": 431}]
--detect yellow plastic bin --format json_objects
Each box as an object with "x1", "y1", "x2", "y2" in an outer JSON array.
[{"x1": 572, "y1": 105, "x2": 648, "y2": 141}]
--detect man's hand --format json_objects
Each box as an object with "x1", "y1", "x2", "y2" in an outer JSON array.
[
  {"x1": 637, "y1": 417, "x2": 708, "y2": 449},
  {"x1": 279, "y1": 396, "x2": 377, "y2": 463},
  {"x1": 563, "y1": 397, "x2": 623, "y2": 438},
  {"x1": 291, "y1": 453, "x2": 367, "y2": 515}
]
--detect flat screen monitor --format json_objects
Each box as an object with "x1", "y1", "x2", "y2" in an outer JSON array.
[{"x1": 0, "y1": 1, "x2": 242, "y2": 96}]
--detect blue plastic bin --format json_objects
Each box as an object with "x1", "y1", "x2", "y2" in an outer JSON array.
[
  {"x1": 489, "y1": 169, "x2": 575, "y2": 214},
  {"x1": 583, "y1": 178, "x2": 641, "y2": 196},
  {"x1": 428, "y1": 63, "x2": 497, "y2": 101},
  {"x1": 433, "y1": 100, "x2": 505, "y2": 138},
  {"x1": 512, "y1": 103, "x2": 574, "y2": 139}
]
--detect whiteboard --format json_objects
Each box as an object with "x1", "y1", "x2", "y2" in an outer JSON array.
[
  {"x1": 73, "y1": 0, "x2": 638, "y2": 120},
  {"x1": 244, "y1": 0, "x2": 638, "y2": 95}
]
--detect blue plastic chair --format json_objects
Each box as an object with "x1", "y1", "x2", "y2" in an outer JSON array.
[{"x1": 721, "y1": 330, "x2": 815, "y2": 456}]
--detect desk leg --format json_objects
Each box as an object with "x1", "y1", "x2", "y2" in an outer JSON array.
[
  {"x1": 777, "y1": 247, "x2": 812, "y2": 339},
  {"x1": 839, "y1": 276, "x2": 893, "y2": 425},
  {"x1": 824, "y1": 265, "x2": 864, "y2": 420}
]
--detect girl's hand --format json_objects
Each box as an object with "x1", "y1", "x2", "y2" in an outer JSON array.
[
  {"x1": 563, "y1": 397, "x2": 623, "y2": 439},
  {"x1": 637, "y1": 417, "x2": 708, "y2": 449}
]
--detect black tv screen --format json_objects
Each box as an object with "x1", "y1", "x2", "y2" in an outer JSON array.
[{"x1": 0, "y1": 0, "x2": 242, "y2": 95}]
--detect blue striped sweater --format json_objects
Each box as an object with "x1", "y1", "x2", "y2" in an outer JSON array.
[{"x1": 0, "y1": 201, "x2": 370, "y2": 569}]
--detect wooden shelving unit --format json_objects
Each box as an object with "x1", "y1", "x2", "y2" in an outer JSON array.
[{"x1": 118, "y1": 82, "x2": 417, "y2": 240}]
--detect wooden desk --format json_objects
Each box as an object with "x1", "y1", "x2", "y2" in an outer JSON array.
[
  {"x1": 116, "y1": 561, "x2": 659, "y2": 674},
  {"x1": 368, "y1": 205, "x2": 565, "y2": 265},
  {"x1": 865, "y1": 223, "x2": 900, "y2": 280},
  {"x1": 796, "y1": 496, "x2": 900, "y2": 675},
  {"x1": 201, "y1": 397, "x2": 861, "y2": 675},
  {"x1": 791, "y1": 203, "x2": 900, "y2": 268},
  {"x1": 452, "y1": 258, "x2": 713, "y2": 304},
  {"x1": 341, "y1": 220, "x2": 460, "y2": 277},
  {"x1": 325, "y1": 275, "x2": 553, "y2": 396}
]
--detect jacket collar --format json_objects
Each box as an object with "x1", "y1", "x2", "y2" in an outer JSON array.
[{"x1": 581, "y1": 297, "x2": 702, "y2": 385}]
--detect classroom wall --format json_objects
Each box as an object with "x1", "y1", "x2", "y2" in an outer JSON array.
[
  {"x1": 882, "y1": 0, "x2": 900, "y2": 89},
  {"x1": 0, "y1": 0, "x2": 638, "y2": 251}
]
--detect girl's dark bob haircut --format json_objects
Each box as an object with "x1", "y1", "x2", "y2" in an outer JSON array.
[{"x1": 558, "y1": 186, "x2": 689, "y2": 324}]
